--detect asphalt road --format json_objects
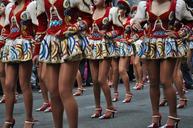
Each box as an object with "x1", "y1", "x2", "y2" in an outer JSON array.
[{"x1": 0, "y1": 82, "x2": 193, "y2": 128}]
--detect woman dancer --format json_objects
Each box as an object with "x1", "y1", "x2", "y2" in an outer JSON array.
[
  {"x1": 132, "y1": 0, "x2": 193, "y2": 127},
  {"x1": 33, "y1": 7, "x2": 51, "y2": 113},
  {"x1": 0, "y1": 0, "x2": 8, "y2": 104},
  {"x1": 110, "y1": 0, "x2": 133, "y2": 103},
  {"x1": 36, "y1": 0, "x2": 93, "y2": 127},
  {"x1": 89, "y1": 0, "x2": 117, "y2": 119},
  {"x1": 2, "y1": 0, "x2": 38, "y2": 127}
]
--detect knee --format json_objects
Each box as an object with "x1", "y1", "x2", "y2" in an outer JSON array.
[
  {"x1": 112, "y1": 66, "x2": 119, "y2": 74},
  {"x1": 119, "y1": 68, "x2": 126, "y2": 76},
  {"x1": 59, "y1": 85, "x2": 72, "y2": 99},
  {"x1": 160, "y1": 78, "x2": 172, "y2": 88},
  {"x1": 4, "y1": 82, "x2": 14, "y2": 93},
  {"x1": 133, "y1": 60, "x2": 140, "y2": 66},
  {"x1": 98, "y1": 78, "x2": 106, "y2": 87},
  {"x1": 92, "y1": 78, "x2": 99, "y2": 86},
  {"x1": 149, "y1": 79, "x2": 160, "y2": 90},
  {"x1": 0, "y1": 71, "x2": 5, "y2": 77}
]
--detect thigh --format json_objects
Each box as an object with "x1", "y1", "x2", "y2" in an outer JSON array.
[
  {"x1": 18, "y1": 61, "x2": 33, "y2": 86},
  {"x1": 45, "y1": 64, "x2": 60, "y2": 92},
  {"x1": 145, "y1": 60, "x2": 160, "y2": 86},
  {"x1": 0, "y1": 61, "x2": 5, "y2": 75},
  {"x1": 98, "y1": 59, "x2": 111, "y2": 82},
  {"x1": 119, "y1": 57, "x2": 129, "y2": 70},
  {"x1": 59, "y1": 61, "x2": 80, "y2": 91},
  {"x1": 5, "y1": 63, "x2": 18, "y2": 89},
  {"x1": 160, "y1": 59, "x2": 176, "y2": 85},
  {"x1": 89, "y1": 60, "x2": 99, "y2": 82},
  {"x1": 111, "y1": 58, "x2": 119, "y2": 69}
]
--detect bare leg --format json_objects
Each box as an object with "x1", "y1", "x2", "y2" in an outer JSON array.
[
  {"x1": 98, "y1": 59, "x2": 113, "y2": 108},
  {"x1": 133, "y1": 56, "x2": 143, "y2": 83},
  {"x1": 0, "y1": 61, "x2": 5, "y2": 102},
  {"x1": 19, "y1": 61, "x2": 33, "y2": 122},
  {"x1": 59, "y1": 61, "x2": 80, "y2": 128},
  {"x1": 145, "y1": 60, "x2": 160, "y2": 124},
  {"x1": 4, "y1": 63, "x2": 18, "y2": 122},
  {"x1": 45, "y1": 64, "x2": 63, "y2": 128},
  {"x1": 89, "y1": 60, "x2": 100, "y2": 108},
  {"x1": 160, "y1": 59, "x2": 177, "y2": 125},
  {"x1": 38, "y1": 63, "x2": 49, "y2": 103},
  {"x1": 119, "y1": 57, "x2": 131, "y2": 94},
  {"x1": 111, "y1": 58, "x2": 119, "y2": 93}
]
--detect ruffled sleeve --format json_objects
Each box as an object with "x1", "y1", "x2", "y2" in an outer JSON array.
[
  {"x1": 176, "y1": 0, "x2": 193, "y2": 21},
  {"x1": 36, "y1": 0, "x2": 45, "y2": 15},
  {"x1": 133, "y1": 1, "x2": 147, "y2": 22}
]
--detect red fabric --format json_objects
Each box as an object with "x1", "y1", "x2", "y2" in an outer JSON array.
[
  {"x1": 7, "y1": 1, "x2": 34, "y2": 39},
  {"x1": 36, "y1": 13, "x2": 48, "y2": 34},
  {"x1": 0, "y1": 42, "x2": 4, "y2": 49},
  {"x1": 146, "y1": 0, "x2": 177, "y2": 38},
  {"x1": 33, "y1": 43, "x2": 40, "y2": 57},
  {"x1": 90, "y1": 7, "x2": 112, "y2": 40}
]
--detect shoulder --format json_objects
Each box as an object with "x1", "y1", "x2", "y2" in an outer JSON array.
[
  {"x1": 110, "y1": 7, "x2": 118, "y2": 14},
  {"x1": 137, "y1": 1, "x2": 147, "y2": 10}
]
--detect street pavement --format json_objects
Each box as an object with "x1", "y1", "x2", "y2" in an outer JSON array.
[{"x1": 0, "y1": 82, "x2": 193, "y2": 128}]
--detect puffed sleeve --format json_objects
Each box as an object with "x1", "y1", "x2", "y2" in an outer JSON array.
[
  {"x1": 22, "y1": 1, "x2": 39, "y2": 26},
  {"x1": 3, "y1": 3, "x2": 14, "y2": 38},
  {"x1": 36, "y1": 0, "x2": 45, "y2": 14},
  {"x1": 176, "y1": 0, "x2": 193, "y2": 21},
  {"x1": 133, "y1": 1, "x2": 147, "y2": 22},
  {"x1": 106, "y1": 7, "x2": 123, "y2": 39},
  {"x1": 4, "y1": 2, "x2": 14, "y2": 26}
]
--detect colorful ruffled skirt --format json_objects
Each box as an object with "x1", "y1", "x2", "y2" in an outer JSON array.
[
  {"x1": 118, "y1": 40, "x2": 133, "y2": 57},
  {"x1": 132, "y1": 39, "x2": 143, "y2": 55},
  {"x1": 2, "y1": 38, "x2": 34, "y2": 62},
  {"x1": 39, "y1": 34, "x2": 91, "y2": 63},
  {"x1": 138, "y1": 37, "x2": 187, "y2": 59},
  {"x1": 87, "y1": 38, "x2": 112, "y2": 60}
]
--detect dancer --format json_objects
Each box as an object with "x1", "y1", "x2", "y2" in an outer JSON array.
[
  {"x1": 2, "y1": 0, "x2": 38, "y2": 127},
  {"x1": 0, "y1": 0, "x2": 8, "y2": 104},
  {"x1": 89, "y1": 0, "x2": 117, "y2": 119},
  {"x1": 37, "y1": 0, "x2": 93, "y2": 127},
  {"x1": 132, "y1": 0, "x2": 193, "y2": 127},
  {"x1": 110, "y1": 0, "x2": 133, "y2": 103},
  {"x1": 32, "y1": 8, "x2": 51, "y2": 113}
]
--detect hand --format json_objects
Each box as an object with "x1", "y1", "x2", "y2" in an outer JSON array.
[
  {"x1": 131, "y1": 22, "x2": 142, "y2": 32},
  {"x1": 166, "y1": 31, "x2": 177, "y2": 38}
]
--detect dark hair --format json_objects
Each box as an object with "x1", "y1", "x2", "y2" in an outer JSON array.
[
  {"x1": 184, "y1": 0, "x2": 193, "y2": 16},
  {"x1": 83, "y1": 0, "x2": 94, "y2": 10},
  {"x1": 184, "y1": 0, "x2": 193, "y2": 8},
  {"x1": 105, "y1": 0, "x2": 112, "y2": 7},
  {"x1": 117, "y1": 3, "x2": 130, "y2": 16}
]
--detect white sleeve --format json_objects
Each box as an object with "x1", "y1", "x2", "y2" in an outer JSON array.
[
  {"x1": 63, "y1": 0, "x2": 77, "y2": 8},
  {"x1": 4, "y1": 3, "x2": 14, "y2": 26},
  {"x1": 133, "y1": 1, "x2": 147, "y2": 22},
  {"x1": 176, "y1": 0, "x2": 193, "y2": 21},
  {"x1": 36, "y1": 0, "x2": 45, "y2": 14},
  {"x1": 25, "y1": 1, "x2": 39, "y2": 26},
  {"x1": 109, "y1": 7, "x2": 122, "y2": 27}
]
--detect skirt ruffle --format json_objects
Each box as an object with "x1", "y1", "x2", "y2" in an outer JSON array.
[
  {"x1": 118, "y1": 41, "x2": 133, "y2": 57},
  {"x1": 39, "y1": 34, "x2": 90, "y2": 63},
  {"x1": 132, "y1": 39, "x2": 143, "y2": 55},
  {"x1": 87, "y1": 39, "x2": 111, "y2": 60},
  {"x1": 138, "y1": 37, "x2": 187, "y2": 59},
  {"x1": 189, "y1": 40, "x2": 193, "y2": 49},
  {"x1": 2, "y1": 38, "x2": 34, "y2": 62}
]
